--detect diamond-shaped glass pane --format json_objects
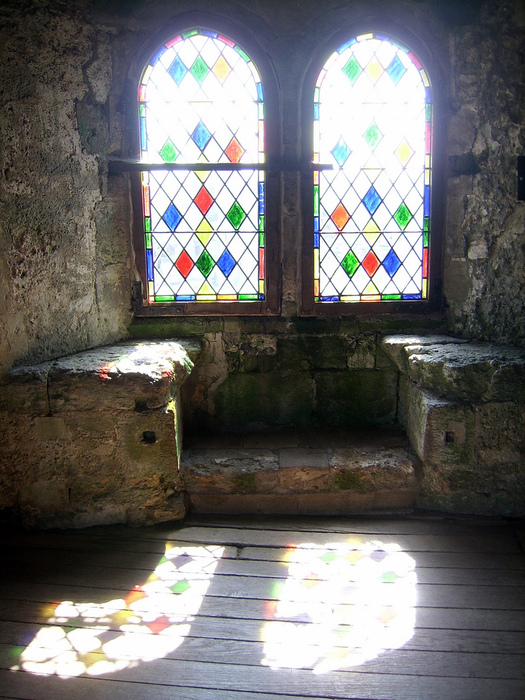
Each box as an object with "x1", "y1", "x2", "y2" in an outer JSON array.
[
  {"x1": 163, "y1": 203, "x2": 182, "y2": 231},
  {"x1": 213, "y1": 56, "x2": 231, "y2": 83},
  {"x1": 363, "y1": 187, "x2": 381, "y2": 215},
  {"x1": 331, "y1": 139, "x2": 351, "y2": 167},
  {"x1": 195, "y1": 187, "x2": 213, "y2": 214},
  {"x1": 362, "y1": 251, "x2": 380, "y2": 276},
  {"x1": 168, "y1": 57, "x2": 187, "y2": 85},
  {"x1": 383, "y1": 249, "x2": 402, "y2": 277},
  {"x1": 225, "y1": 138, "x2": 244, "y2": 163},
  {"x1": 227, "y1": 202, "x2": 246, "y2": 230},
  {"x1": 342, "y1": 250, "x2": 359, "y2": 277},
  {"x1": 343, "y1": 56, "x2": 361, "y2": 84},
  {"x1": 394, "y1": 203, "x2": 412, "y2": 230},
  {"x1": 331, "y1": 204, "x2": 350, "y2": 230},
  {"x1": 176, "y1": 251, "x2": 194, "y2": 277},
  {"x1": 395, "y1": 139, "x2": 414, "y2": 167},
  {"x1": 217, "y1": 249, "x2": 236, "y2": 277},
  {"x1": 364, "y1": 122, "x2": 382, "y2": 150},
  {"x1": 160, "y1": 139, "x2": 179, "y2": 163},
  {"x1": 386, "y1": 54, "x2": 407, "y2": 85},
  {"x1": 196, "y1": 249, "x2": 214, "y2": 277},
  {"x1": 192, "y1": 121, "x2": 212, "y2": 151},
  {"x1": 190, "y1": 56, "x2": 209, "y2": 83}
]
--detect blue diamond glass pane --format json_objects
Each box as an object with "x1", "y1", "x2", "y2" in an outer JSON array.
[
  {"x1": 192, "y1": 121, "x2": 212, "y2": 151},
  {"x1": 383, "y1": 249, "x2": 402, "y2": 276},
  {"x1": 163, "y1": 203, "x2": 182, "y2": 231},
  {"x1": 386, "y1": 55, "x2": 406, "y2": 85},
  {"x1": 363, "y1": 186, "x2": 381, "y2": 215},
  {"x1": 168, "y1": 57, "x2": 187, "y2": 85},
  {"x1": 217, "y1": 249, "x2": 236, "y2": 277},
  {"x1": 331, "y1": 139, "x2": 351, "y2": 167}
]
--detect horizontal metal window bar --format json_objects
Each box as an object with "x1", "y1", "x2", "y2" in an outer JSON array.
[{"x1": 108, "y1": 159, "x2": 333, "y2": 173}]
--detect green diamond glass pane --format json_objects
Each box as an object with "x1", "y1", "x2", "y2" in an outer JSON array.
[
  {"x1": 343, "y1": 56, "x2": 361, "y2": 84},
  {"x1": 227, "y1": 202, "x2": 246, "y2": 230},
  {"x1": 191, "y1": 56, "x2": 209, "y2": 83},
  {"x1": 196, "y1": 249, "x2": 214, "y2": 277},
  {"x1": 342, "y1": 250, "x2": 359, "y2": 277},
  {"x1": 364, "y1": 122, "x2": 381, "y2": 150},
  {"x1": 160, "y1": 139, "x2": 179, "y2": 163},
  {"x1": 394, "y1": 203, "x2": 412, "y2": 230}
]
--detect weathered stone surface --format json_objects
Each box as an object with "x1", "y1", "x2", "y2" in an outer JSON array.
[
  {"x1": 381, "y1": 335, "x2": 469, "y2": 373},
  {"x1": 329, "y1": 448, "x2": 418, "y2": 492},
  {"x1": 48, "y1": 341, "x2": 197, "y2": 412},
  {"x1": 0, "y1": 340, "x2": 197, "y2": 527},
  {"x1": 382, "y1": 335, "x2": 525, "y2": 402},
  {"x1": 398, "y1": 377, "x2": 476, "y2": 466},
  {"x1": 313, "y1": 370, "x2": 397, "y2": 427},
  {"x1": 214, "y1": 371, "x2": 314, "y2": 431},
  {"x1": 0, "y1": 362, "x2": 52, "y2": 414},
  {"x1": 181, "y1": 449, "x2": 280, "y2": 493},
  {"x1": 189, "y1": 490, "x2": 416, "y2": 516}
]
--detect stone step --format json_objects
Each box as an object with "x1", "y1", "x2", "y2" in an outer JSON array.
[{"x1": 181, "y1": 429, "x2": 420, "y2": 516}]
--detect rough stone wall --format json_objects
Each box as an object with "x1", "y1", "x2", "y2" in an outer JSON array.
[
  {"x1": 444, "y1": 0, "x2": 525, "y2": 345},
  {"x1": 0, "y1": 0, "x2": 133, "y2": 373}
]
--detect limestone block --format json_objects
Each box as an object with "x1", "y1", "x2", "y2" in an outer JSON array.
[
  {"x1": 380, "y1": 335, "x2": 468, "y2": 374},
  {"x1": 276, "y1": 448, "x2": 329, "y2": 492},
  {"x1": 474, "y1": 402, "x2": 525, "y2": 464},
  {"x1": 313, "y1": 370, "x2": 397, "y2": 427},
  {"x1": 214, "y1": 371, "x2": 314, "y2": 431},
  {"x1": 385, "y1": 338, "x2": 525, "y2": 403},
  {"x1": 48, "y1": 341, "x2": 197, "y2": 413},
  {"x1": 329, "y1": 447, "x2": 418, "y2": 492},
  {"x1": 34, "y1": 416, "x2": 70, "y2": 441},
  {"x1": 18, "y1": 480, "x2": 69, "y2": 527},
  {"x1": 0, "y1": 362, "x2": 52, "y2": 414},
  {"x1": 125, "y1": 492, "x2": 187, "y2": 527},
  {"x1": 181, "y1": 449, "x2": 279, "y2": 493},
  {"x1": 399, "y1": 378, "x2": 475, "y2": 467}
]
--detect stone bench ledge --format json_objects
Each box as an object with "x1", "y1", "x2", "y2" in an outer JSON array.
[
  {"x1": 381, "y1": 334, "x2": 525, "y2": 403},
  {"x1": 0, "y1": 339, "x2": 201, "y2": 414}
]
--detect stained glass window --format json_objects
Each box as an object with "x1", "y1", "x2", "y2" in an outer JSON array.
[
  {"x1": 139, "y1": 29, "x2": 265, "y2": 303},
  {"x1": 313, "y1": 33, "x2": 432, "y2": 303}
]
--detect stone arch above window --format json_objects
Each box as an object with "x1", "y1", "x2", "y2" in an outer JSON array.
[
  {"x1": 312, "y1": 32, "x2": 433, "y2": 306},
  {"x1": 138, "y1": 29, "x2": 267, "y2": 307}
]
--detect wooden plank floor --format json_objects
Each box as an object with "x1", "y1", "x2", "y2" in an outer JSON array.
[{"x1": 0, "y1": 514, "x2": 524, "y2": 700}]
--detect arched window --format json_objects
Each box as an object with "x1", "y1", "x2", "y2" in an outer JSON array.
[
  {"x1": 138, "y1": 29, "x2": 266, "y2": 305},
  {"x1": 313, "y1": 33, "x2": 432, "y2": 305}
]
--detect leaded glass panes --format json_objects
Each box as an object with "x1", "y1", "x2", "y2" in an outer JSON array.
[
  {"x1": 139, "y1": 29, "x2": 265, "y2": 303},
  {"x1": 314, "y1": 34, "x2": 432, "y2": 303}
]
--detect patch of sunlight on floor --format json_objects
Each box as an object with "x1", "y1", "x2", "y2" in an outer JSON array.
[
  {"x1": 260, "y1": 538, "x2": 417, "y2": 674},
  {"x1": 11, "y1": 544, "x2": 224, "y2": 678}
]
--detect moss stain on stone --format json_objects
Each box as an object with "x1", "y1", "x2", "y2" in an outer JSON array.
[
  {"x1": 333, "y1": 469, "x2": 366, "y2": 491},
  {"x1": 233, "y1": 472, "x2": 257, "y2": 493}
]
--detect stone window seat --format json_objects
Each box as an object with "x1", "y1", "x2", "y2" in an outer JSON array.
[
  {"x1": 1, "y1": 335, "x2": 523, "y2": 528},
  {"x1": 0, "y1": 340, "x2": 200, "y2": 529},
  {"x1": 380, "y1": 335, "x2": 525, "y2": 516}
]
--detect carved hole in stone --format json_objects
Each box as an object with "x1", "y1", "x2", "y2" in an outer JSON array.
[
  {"x1": 135, "y1": 400, "x2": 148, "y2": 412},
  {"x1": 445, "y1": 431, "x2": 455, "y2": 444},
  {"x1": 142, "y1": 430, "x2": 156, "y2": 444}
]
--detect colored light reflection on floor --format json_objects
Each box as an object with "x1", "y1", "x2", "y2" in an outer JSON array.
[
  {"x1": 11, "y1": 544, "x2": 224, "y2": 678},
  {"x1": 261, "y1": 539, "x2": 416, "y2": 674}
]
